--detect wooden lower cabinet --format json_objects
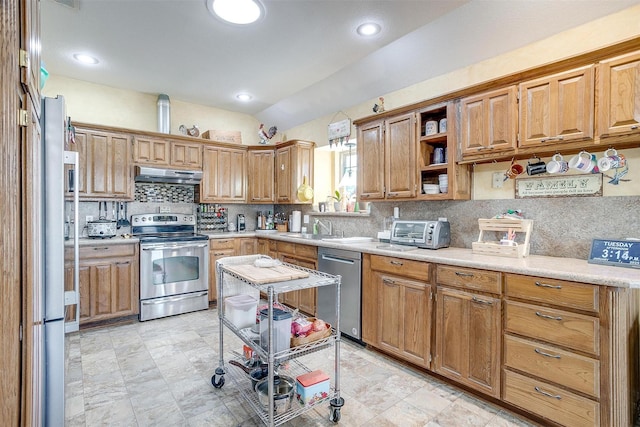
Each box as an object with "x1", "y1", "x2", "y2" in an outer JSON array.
[
  {"x1": 65, "y1": 244, "x2": 138, "y2": 325},
  {"x1": 209, "y1": 238, "x2": 236, "y2": 302},
  {"x1": 277, "y1": 242, "x2": 317, "y2": 316},
  {"x1": 235, "y1": 237, "x2": 257, "y2": 255},
  {"x1": 434, "y1": 286, "x2": 501, "y2": 397}
]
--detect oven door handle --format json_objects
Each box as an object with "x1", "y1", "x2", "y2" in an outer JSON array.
[
  {"x1": 141, "y1": 242, "x2": 209, "y2": 251},
  {"x1": 141, "y1": 291, "x2": 208, "y2": 305}
]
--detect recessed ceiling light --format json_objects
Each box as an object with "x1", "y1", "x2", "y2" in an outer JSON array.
[
  {"x1": 236, "y1": 93, "x2": 252, "y2": 101},
  {"x1": 208, "y1": 0, "x2": 264, "y2": 25},
  {"x1": 73, "y1": 53, "x2": 99, "y2": 64},
  {"x1": 356, "y1": 22, "x2": 381, "y2": 37}
]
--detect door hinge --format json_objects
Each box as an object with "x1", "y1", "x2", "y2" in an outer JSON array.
[
  {"x1": 19, "y1": 109, "x2": 29, "y2": 127},
  {"x1": 19, "y1": 49, "x2": 29, "y2": 68}
]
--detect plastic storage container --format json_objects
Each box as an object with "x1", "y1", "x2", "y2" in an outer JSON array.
[
  {"x1": 296, "y1": 370, "x2": 330, "y2": 407},
  {"x1": 260, "y1": 308, "x2": 292, "y2": 354},
  {"x1": 225, "y1": 295, "x2": 258, "y2": 329}
]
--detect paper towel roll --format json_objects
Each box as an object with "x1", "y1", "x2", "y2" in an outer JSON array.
[{"x1": 291, "y1": 211, "x2": 302, "y2": 232}]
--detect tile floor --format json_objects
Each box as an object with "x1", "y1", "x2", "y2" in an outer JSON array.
[{"x1": 64, "y1": 308, "x2": 537, "y2": 427}]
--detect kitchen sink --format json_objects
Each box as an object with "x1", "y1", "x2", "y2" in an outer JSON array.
[
  {"x1": 375, "y1": 243, "x2": 419, "y2": 252},
  {"x1": 322, "y1": 236, "x2": 374, "y2": 244},
  {"x1": 285, "y1": 233, "x2": 337, "y2": 240}
]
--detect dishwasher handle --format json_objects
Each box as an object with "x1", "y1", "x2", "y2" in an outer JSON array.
[{"x1": 320, "y1": 254, "x2": 356, "y2": 265}]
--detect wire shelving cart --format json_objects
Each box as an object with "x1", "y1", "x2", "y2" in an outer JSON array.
[{"x1": 211, "y1": 255, "x2": 344, "y2": 426}]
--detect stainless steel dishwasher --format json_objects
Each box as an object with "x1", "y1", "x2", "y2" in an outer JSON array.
[{"x1": 317, "y1": 247, "x2": 362, "y2": 342}]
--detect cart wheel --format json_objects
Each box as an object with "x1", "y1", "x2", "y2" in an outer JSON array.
[
  {"x1": 329, "y1": 407, "x2": 341, "y2": 423},
  {"x1": 211, "y1": 367, "x2": 225, "y2": 389}
]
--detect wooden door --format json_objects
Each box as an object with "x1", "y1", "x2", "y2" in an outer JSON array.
[
  {"x1": 170, "y1": 141, "x2": 202, "y2": 168},
  {"x1": 295, "y1": 258, "x2": 317, "y2": 316},
  {"x1": 357, "y1": 120, "x2": 385, "y2": 200},
  {"x1": 248, "y1": 149, "x2": 275, "y2": 202},
  {"x1": 112, "y1": 259, "x2": 138, "y2": 316},
  {"x1": 275, "y1": 146, "x2": 292, "y2": 203},
  {"x1": 201, "y1": 146, "x2": 247, "y2": 202},
  {"x1": 291, "y1": 142, "x2": 314, "y2": 204},
  {"x1": 236, "y1": 238, "x2": 257, "y2": 255},
  {"x1": 401, "y1": 280, "x2": 431, "y2": 367},
  {"x1": 385, "y1": 112, "x2": 417, "y2": 198},
  {"x1": 378, "y1": 274, "x2": 402, "y2": 354},
  {"x1": 133, "y1": 136, "x2": 170, "y2": 165},
  {"x1": 461, "y1": 86, "x2": 518, "y2": 156},
  {"x1": 597, "y1": 50, "x2": 640, "y2": 138},
  {"x1": 519, "y1": 65, "x2": 594, "y2": 147}
]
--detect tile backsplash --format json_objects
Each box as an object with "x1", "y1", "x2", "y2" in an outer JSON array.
[{"x1": 134, "y1": 183, "x2": 195, "y2": 203}]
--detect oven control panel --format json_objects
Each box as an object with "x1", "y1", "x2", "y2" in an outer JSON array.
[{"x1": 131, "y1": 214, "x2": 196, "y2": 225}]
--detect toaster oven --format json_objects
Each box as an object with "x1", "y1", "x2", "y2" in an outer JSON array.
[{"x1": 390, "y1": 220, "x2": 450, "y2": 249}]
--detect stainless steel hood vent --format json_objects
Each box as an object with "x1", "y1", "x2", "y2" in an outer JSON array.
[{"x1": 134, "y1": 166, "x2": 202, "y2": 185}]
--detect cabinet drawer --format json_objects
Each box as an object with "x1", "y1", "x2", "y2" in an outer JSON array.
[
  {"x1": 76, "y1": 244, "x2": 136, "y2": 260},
  {"x1": 505, "y1": 274, "x2": 598, "y2": 313},
  {"x1": 370, "y1": 255, "x2": 430, "y2": 282},
  {"x1": 277, "y1": 242, "x2": 317, "y2": 260},
  {"x1": 504, "y1": 334, "x2": 599, "y2": 398},
  {"x1": 505, "y1": 301, "x2": 599, "y2": 355},
  {"x1": 209, "y1": 238, "x2": 235, "y2": 250},
  {"x1": 503, "y1": 369, "x2": 599, "y2": 427},
  {"x1": 437, "y1": 265, "x2": 501, "y2": 295}
]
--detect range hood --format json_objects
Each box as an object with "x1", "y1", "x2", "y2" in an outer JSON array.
[{"x1": 134, "y1": 166, "x2": 202, "y2": 185}]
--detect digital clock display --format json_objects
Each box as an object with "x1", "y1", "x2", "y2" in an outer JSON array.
[{"x1": 588, "y1": 239, "x2": 640, "y2": 269}]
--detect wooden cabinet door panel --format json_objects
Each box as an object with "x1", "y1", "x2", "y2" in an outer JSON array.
[
  {"x1": 402, "y1": 281, "x2": 431, "y2": 365},
  {"x1": 597, "y1": 50, "x2": 640, "y2": 137},
  {"x1": 201, "y1": 147, "x2": 246, "y2": 202},
  {"x1": 357, "y1": 120, "x2": 385, "y2": 199},
  {"x1": 113, "y1": 260, "x2": 137, "y2": 315},
  {"x1": 467, "y1": 293, "x2": 500, "y2": 395},
  {"x1": 248, "y1": 150, "x2": 275, "y2": 202},
  {"x1": 91, "y1": 263, "x2": 113, "y2": 318},
  {"x1": 275, "y1": 146, "x2": 291, "y2": 203},
  {"x1": 110, "y1": 134, "x2": 131, "y2": 197},
  {"x1": 133, "y1": 137, "x2": 170, "y2": 165},
  {"x1": 171, "y1": 142, "x2": 201, "y2": 168},
  {"x1": 209, "y1": 248, "x2": 235, "y2": 302},
  {"x1": 378, "y1": 275, "x2": 402, "y2": 352},
  {"x1": 385, "y1": 112, "x2": 417, "y2": 198},
  {"x1": 435, "y1": 287, "x2": 467, "y2": 380}
]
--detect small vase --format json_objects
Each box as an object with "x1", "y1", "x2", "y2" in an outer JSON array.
[{"x1": 333, "y1": 202, "x2": 341, "y2": 212}]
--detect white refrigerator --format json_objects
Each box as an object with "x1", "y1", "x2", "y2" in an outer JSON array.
[{"x1": 41, "y1": 95, "x2": 79, "y2": 426}]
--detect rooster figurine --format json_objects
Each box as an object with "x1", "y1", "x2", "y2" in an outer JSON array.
[{"x1": 258, "y1": 123, "x2": 278, "y2": 144}]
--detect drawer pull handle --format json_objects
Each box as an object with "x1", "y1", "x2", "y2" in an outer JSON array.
[
  {"x1": 534, "y1": 386, "x2": 562, "y2": 400},
  {"x1": 540, "y1": 136, "x2": 564, "y2": 143},
  {"x1": 535, "y1": 281, "x2": 562, "y2": 289},
  {"x1": 390, "y1": 261, "x2": 403, "y2": 266},
  {"x1": 92, "y1": 247, "x2": 109, "y2": 251},
  {"x1": 535, "y1": 311, "x2": 563, "y2": 321},
  {"x1": 382, "y1": 278, "x2": 396, "y2": 285},
  {"x1": 631, "y1": 125, "x2": 639, "y2": 130},
  {"x1": 534, "y1": 348, "x2": 561, "y2": 359},
  {"x1": 454, "y1": 272, "x2": 474, "y2": 277},
  {"x1": 472, "y1": 296, "x2": 493, "y2": 305}
]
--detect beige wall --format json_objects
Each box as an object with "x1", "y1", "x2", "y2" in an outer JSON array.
[{"x1": 43, "y1": 4, "x2": 640, "y2": 201}]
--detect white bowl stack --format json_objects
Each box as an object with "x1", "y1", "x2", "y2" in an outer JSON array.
[
  {"x1": 438, "y1": 174, "x2": 448, "y2": 193},
  {"x1": 423, "y1": 184, "x2": 439, "y2": 195}
]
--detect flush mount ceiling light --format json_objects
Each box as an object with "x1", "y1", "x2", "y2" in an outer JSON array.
[
  {"x1": 236, "y1": 93, "x2": 252, "y2": 101},
  {"x1": 356, "y1": 22, "x2": 381, "y2": 37},
  {"x1": 72, "y1": 53, "x2": 99, "y2": 64},
  {"x1": 207, "y1": 0, "x2": 264, "y2": 25}
]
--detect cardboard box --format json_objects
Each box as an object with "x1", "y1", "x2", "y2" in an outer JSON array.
[
  {"x1": 202, "y1": 130, "x2": 242, "y2": 144},
  {"x1": 296, "y1": 370, "x2": 330, "y2": 407}
]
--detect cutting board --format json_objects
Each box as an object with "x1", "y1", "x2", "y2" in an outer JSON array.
[{"x1": 223, "y1": 264, "x2": 309, "y2": 284}]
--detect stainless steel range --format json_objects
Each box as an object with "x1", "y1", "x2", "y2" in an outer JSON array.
[{"x1": 132, "y1": 213, "x2": 209, "y2": 321}]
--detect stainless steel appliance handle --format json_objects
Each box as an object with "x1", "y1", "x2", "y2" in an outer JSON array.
[
  {"x1": 141, "y1": 291, "x2": 208, "y2": 305},
  {"x1": 320, "y1": 254, "x2": 355, "y2": 265},
  {"x1": 64, "y1": 150, "x2": 80, "y2": 333},
  {"x1": 142, "y1": 242, "x2": 208, "y2": 251}
]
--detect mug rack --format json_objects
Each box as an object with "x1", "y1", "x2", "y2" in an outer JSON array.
[{"x1": 472, "y1": 218, "x2": 533, "y2": 258}]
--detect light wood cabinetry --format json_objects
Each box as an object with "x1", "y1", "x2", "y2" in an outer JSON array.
[
  {"x1": 434, "y1": 265, "x2": 502, "y2": 398},
  {"x1": 597, "y1": 50, "x2": 640, "y2": 140},
  {"x1": 275, "y1": 140, "x2": 315, "y2": 204},
  {"x1": 133, "y1": 136, "x2": 202, "y2": 169},
  {"x1": 363, "y1": 254, "x2": 432, "y2": 367},
  {"x1": 200, "y1": 145, "x2": 247, "y2": 203},
  {"x1": 235, "y1": 237, "x2": 257, "y2": 255},
  {"x1": 209, "y1": 238, "x2": 236, "y2": 302},
  {"x1": 519, "y1": 65, "x2": 595, "y2": 148},
  {"x1": 502, "y1": 273, "x2": 603, "y2": 427},
  {"x1": 69, "y1": 126, "x2": 133, "y2": 200},
  {"x1": 65, "y1": 244, "x2": 139, "y2": 325},
  {"x1": 460, "y1": 86, "x2": 518, "y2": 157},
  {"x1": 247, "y1": 147, "x2": 275, "y2": 203},
  {"x1": 276, "y1": 241, "x2": 317, "y2": 316},
  {"x1": 257, "y1": 238, "x2": 276, "y2": 258}
]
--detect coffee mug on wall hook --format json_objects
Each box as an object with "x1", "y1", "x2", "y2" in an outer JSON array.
[
  {"x1": 526, "y1": 156, "x2": 546, "y2": 175},
  {"x1": 505, "y1": 158, "x2": 524, "y2": 180}
]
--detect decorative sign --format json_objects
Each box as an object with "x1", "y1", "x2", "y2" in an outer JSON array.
[
  {"x1": 515, "y1": 174, "x2": 602, "y2": 198},
  {"x1": 328, "y1": 118, "x2": 351, "y2": 148},
  {"x1": 588, "y1": 239, "x2": 640, "y2": 269}
]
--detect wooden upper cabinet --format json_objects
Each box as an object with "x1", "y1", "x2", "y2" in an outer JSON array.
[
  {"x1": 275, "y1": 140, "x2": 315, "y2": 204},
  {"x1": 519, "y1": 65, "x2": 594, "y2": 147},
  {"x1": 133, "y1": 136, "x2": 170, "y2": 166},
  {"x1": 597, "y1": 50, "x2": 640, "y2": 139},
  {"x1": 69, "y1": 127, "x2": 133, "y2": 200},
  {"x1": 385, "y1": 112, "x2": 417, "y2": 198},
  {"x1": 133, "y1": 136, "x2": 201, "y2": 169},
  {"x1": 357, "y1": 120, "x2": 385, "y2": 200},
  {"x1": 200, "y1": 145, "x2": 247, "y2": 203},
  {"x1": 20, "y1": 0, "x2": 41, "y2": 118},
  {"x1": 248, "y1": 148, "x2": 275, "y2": 203},
  {"x1": 460, "y1": 86, "x2": 518, "y2": 156}
]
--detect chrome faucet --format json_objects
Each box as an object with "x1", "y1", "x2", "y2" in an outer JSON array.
[{"x1": 315, "y1": 219, "x2": 333, "y2": 235}]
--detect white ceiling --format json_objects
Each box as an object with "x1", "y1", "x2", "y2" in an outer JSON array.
[{"x1": 41, "y1": 0, "x2": 638, "y2": 130}]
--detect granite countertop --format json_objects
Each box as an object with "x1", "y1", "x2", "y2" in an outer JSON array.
[{"x1": 70, "y1": 231, "x2": 640, "y2": 289}]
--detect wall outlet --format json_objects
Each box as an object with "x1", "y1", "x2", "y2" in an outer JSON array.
[
  {"x1": 86, "y1": 215, "x2": 94, "y2": 222},
  {"x1": 303, "y1": 215, "x2": 310, "y2": 224},
  {"x1": 492, "y1": 172, "x2": 505, "y2": 189}
]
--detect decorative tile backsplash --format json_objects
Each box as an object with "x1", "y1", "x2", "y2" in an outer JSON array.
[{"x1": 135, "y1": 183, "x2": 195, "y2": 203}]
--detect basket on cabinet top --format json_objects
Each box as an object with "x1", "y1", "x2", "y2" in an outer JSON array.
[{"x1": 472, "y1": 218, "x2": 533, "y2": 258}]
